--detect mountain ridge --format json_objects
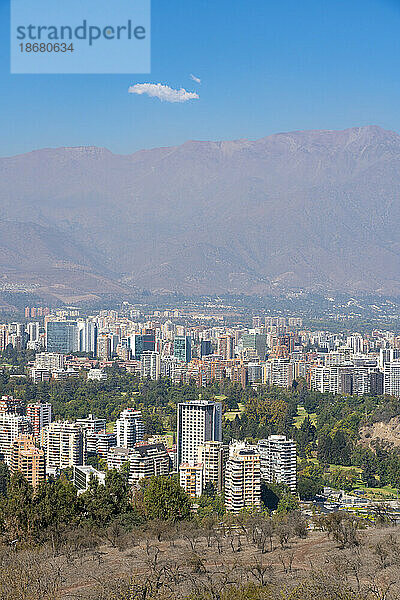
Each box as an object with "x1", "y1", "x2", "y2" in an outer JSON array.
[{"x1": 0, "y1": 125, "x2": 399, "y2": 300}]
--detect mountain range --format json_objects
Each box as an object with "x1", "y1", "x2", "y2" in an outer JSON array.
[{"x1": 0, "y1": 125, "x2": 399, "y2": 302}]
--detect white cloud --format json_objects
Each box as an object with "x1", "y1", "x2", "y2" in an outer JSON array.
[
  {"x1": 128, "y1": 83, "x2": 199, "y2": 103},
  {"x1": 190, "y1": 74, "x2": 201, "y2": 84}
]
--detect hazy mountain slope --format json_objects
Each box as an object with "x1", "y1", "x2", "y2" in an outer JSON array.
[{"x1": 0, "y1": 125, "x2": 399, "y2": 296}]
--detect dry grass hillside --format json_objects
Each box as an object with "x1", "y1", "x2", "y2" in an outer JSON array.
[
  {"x1": 2, "y1": 518, "x2": 400, "y2": 600},
  {"x1": 359, "y1": 416, "x2": 400, "y2": 449}
]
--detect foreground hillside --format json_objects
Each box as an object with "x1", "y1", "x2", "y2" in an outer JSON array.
[{"x1": 3, "y1": 520, "x2": 400, "y2": 600}]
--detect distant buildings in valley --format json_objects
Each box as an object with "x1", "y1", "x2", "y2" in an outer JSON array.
[
  {"x1": 2, "y1": 303, "x2": 400, "y2": 507},
  {"x1": 1, "y1": 306, "x2": 399, "y2": 401}
]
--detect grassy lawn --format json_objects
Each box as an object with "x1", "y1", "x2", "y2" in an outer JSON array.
[
  {"x1": 303, "y1": 457, "x2": 398, "y2": 500},
  {"x1": 106, "y1": 422, "x2": 115, "y2": 433},
  {"x1": 355, "y1": 484, "x2": 398, "y2": 499},
  {"x1": 329, "y1": 464, "x2": 362, "y2": 473},
  {"x1": 294, "y1": 405, "x2": 317, "y2": 428},
  {"x1": 224, "y1": 402, "x2": 245, "y2": 421},
  {"x1": 324, "y1": 465, "x2": 397, "y2": 499}
]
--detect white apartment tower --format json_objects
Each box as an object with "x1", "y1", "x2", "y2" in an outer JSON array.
[
  {"x1": 107, "y1": 443, "x2": 170, "y2": 486},
  {"x1": 225, "y1": 445, "x2": 261, "y2": 513},
  {"x1": 27, "y1": 322, "x2": 40, "y2": 343},
  {"x1": 379, "y1": 348, "x2": 400, "y2": 369},
  {"x1": 258, "y1": 435, "x2": 297, "y2": 493},
  {"x1": 77, "y1": 320, "x2": 97, "y2": 354},
  {"x1": 263, "y1": 358, "x2": 294, "y2": 388},
  {"x1": 384, "y1": 361, "x2": 400, "y2": 397},
  {"x1": 34, "y1": 352, "x2": 65, "y2": 371},
  {"x1": 177, "y1": 399, "x2": 222, "y2": 467},
  {"x1": 41, "y1": 422, "x2": 85, "y2": 469},
  {"x1": 197, "y1": 440, "x2": 228, "y2": 493},
  {"x1": 76, "y1": 414, "x2": 106, "y2": 433},
  {"x1": 115, "y1": 409, "x2": 145, "y2": 448},
  {"x1": 140, "y1": 351, "x2": 161, "y2": 380},
  {"x1": 0, "y1": 413, "x2": 32, "y2": 465}
]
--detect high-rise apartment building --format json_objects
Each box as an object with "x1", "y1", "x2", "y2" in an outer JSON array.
[
  {"x1": 384, "y1": 361, "x2": 400, "y2": 397},
  {"x1": 140, "y1": 351, "x2": 161, "y2": 380},
  {"x1": 107, "y1": 446, "x2": 131, "y2": 470},
  {"x1": 11, "y1": 435, "x2": 45, "y2": 487},
  {"x1": 0, "y1": 395, "x2": 25, "y2": 415},
  {"x1": 115, "y1": 409, "x2": 145, "y2": 448},
  {"x1": 177, "y1": 399, "x2": 222, "y2": 466},
  {"x1": 225, "y1": 445, "x2": 261, "y2": 512},
  {"x1": 34, "y1": 352, "x2": 65, "y2": 371},
  {"x1": 97, "y1": 335, "x2": 111, "y2": 360},
  {"x1": 86, "y1": 431, "x2": 117, "y2": 456},
  {"x1": 179, "y1": 463, "x2": 204, "y2": 498},
  {"x1": 265, "y1": 317, "x2": 287, "y2": 329},
  {"x1": 217, "y1": 335, "x2": 235, "y2": 360},
  {"x1": 379, "y1": 348, "x2": 400, "y2": 369},
  {"x1": 76, "y1": 413, "x2": 106, "y2": 433},
  {"x1": 311, "y1": 364, "x2": 384, "y2": 397},
  {"x1": 370, "y1": 371, "x2": 384, "y2": 396},
  {"x1": 340, "y1": 369, "x2": 384, "y2": 396},
  {"x1": 77, "y1": 321, "x2": 98, "y2": 354},
  {"x1": 41, "y1": 422, "x2": 85, "y2": 469},
  {"x1": 26, "y1": 402, "x2": 52, "y2": 438},
  {"x1": 288, "y1": 317, "x2": 303, "y2": 327},
  {"x1": 30, "y1": 368, "x2": 52, "y2": 384},
  {"x1": 197, "y1": 440, "x2": 228, "y2": 493},
  {"x1": 0, "y1": 325, "x2": 7, "y2": 351},
  {"x1": 258, "y1": 435, "x2": 297, "y2": 493},
  {"x1": 127, "y1": 443, "x2": 171, "y2": 484},
  {"x1": 107, "y1": 443, "x2": 170, "y2": 485},
  {"x1": 248, "y1": 363, "x2": 263, "y2": 383},
  {"x1": 0, "y1": 413, "x2": 32, "y2": 465},
  {"x1": 27, "y1": 322, "x2": 40, "y2": 343},
  {"x1": 264, "y1": 358, "x2": 294, "y2": 388}
]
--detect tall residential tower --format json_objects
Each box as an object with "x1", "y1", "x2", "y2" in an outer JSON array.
[{"x1": 177, "y1": 399, "x2": 222, "y2": 466}]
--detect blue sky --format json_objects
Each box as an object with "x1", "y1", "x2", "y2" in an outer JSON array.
[{"x1": 1, "y1": 0, "x2": 400, "y2": 156}]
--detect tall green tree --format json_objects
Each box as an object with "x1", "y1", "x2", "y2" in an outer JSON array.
[
  {"x1": 136, "y1": 476, "x2": 191, "y2": 521},
  {"x1": 32, "y1": 476, "x2": 81, "y2": 534},
  {"x1": 330, "y1": 430, "x2": 351, "y2": 466},
  {"x1": 1, "y1": 471, "x2": 33, "y2": 538},
  {"x1": 0, "y1": 461, "x2": 9, "y2": 497},
  {"x1": 81, "y1": 469, "x2": 132, "y2": 526}
]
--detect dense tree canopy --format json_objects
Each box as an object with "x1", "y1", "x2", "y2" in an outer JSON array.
[{"x1": 134, "y1": 476, "x2": 192, "y2": 522}]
